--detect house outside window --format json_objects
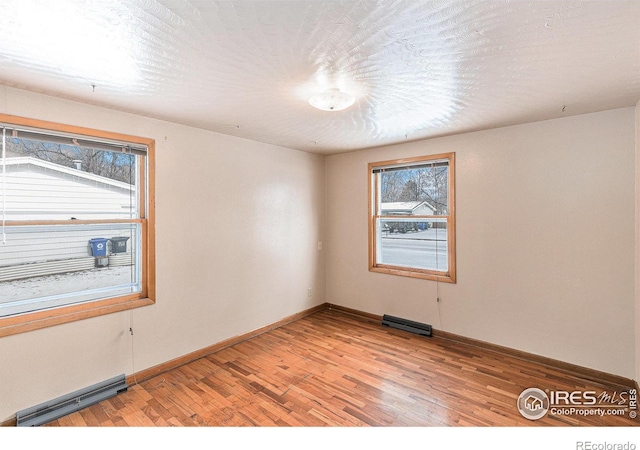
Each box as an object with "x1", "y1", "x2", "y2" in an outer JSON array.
[
  {"x1": 0, "y1": 115, "x2": 155, "y2": 337},
  {"x1": 368, "y1": 152, "x2": 456, "y2": 283}
]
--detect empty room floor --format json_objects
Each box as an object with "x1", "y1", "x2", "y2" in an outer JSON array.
[{"x1": 46, "y1": 309, "x2": 638, "y2": 427}]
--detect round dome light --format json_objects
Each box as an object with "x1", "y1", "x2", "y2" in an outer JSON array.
[{"x1": 308, "y1": 88, "x2": 355, "y2": 111}]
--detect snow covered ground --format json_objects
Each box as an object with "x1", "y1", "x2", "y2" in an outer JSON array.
[{"x1": 0, "y1": 265, "x2": 134, "y2": 304}]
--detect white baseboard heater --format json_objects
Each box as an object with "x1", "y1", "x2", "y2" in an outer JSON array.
[
  {"x1": 16, "y1": 374, "x2": 128, "y2": 427},
  {"x1": 382, "y1": 314, "x2": 432, "y2": 337}
]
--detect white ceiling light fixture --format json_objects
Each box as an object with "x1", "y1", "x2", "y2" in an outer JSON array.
[{"x1": 309, "y1": 88, "x2": 355, "y2": 111}]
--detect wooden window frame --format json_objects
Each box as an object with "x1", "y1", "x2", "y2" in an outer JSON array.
[
  {"x1": 0, "y1": 114, "x2": 156, "y2": 337},
  {"x1": 368, "y1": 152, "x2": 456, "y2": 283}
]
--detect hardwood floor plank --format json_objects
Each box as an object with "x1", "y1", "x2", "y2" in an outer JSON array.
[{"x1": 43, "y1": 309, "x2": 639, "y2": 427}]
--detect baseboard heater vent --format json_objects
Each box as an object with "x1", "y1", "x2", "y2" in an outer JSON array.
[
  {"x1": 16, "y1": 374, "x2": 128, "y2": 427},
  {"x1": 382, "y1": 314, "x2": 432, "y2": 337}
]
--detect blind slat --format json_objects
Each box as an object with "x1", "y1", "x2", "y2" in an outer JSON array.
[
  {"x1": 372, "y1": 160, "x2": 449, "y2": 173},
  {"x1": 0, "y1": 125, "x2": 147, "y2": 155}
]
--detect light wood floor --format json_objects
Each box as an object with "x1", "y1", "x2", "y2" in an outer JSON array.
[{"x1": 46, "y1": 309, "x2": 638, "y2": 426}]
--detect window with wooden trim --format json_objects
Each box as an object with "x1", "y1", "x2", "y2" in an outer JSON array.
[
  {"x1": 369, "y1": 153, "x2": 456, "y2": 283},
  {"x1": 0, "y1": 114, "x2": 155, "y2": 337}
]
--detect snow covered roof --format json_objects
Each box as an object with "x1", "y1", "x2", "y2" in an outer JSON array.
[
  {"x1": 381, "y1": 201, "x2": 435, "y2": 214},
  {"x1": 2, "y1": 156, "x2": 133, "y2": 191}
]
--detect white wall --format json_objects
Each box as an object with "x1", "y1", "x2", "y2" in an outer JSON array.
[
  {"x1": 327, "y1": 108, "x2": 636, "y2": 379},
  {"x1": 0, "y1": 87, "x2": 326, "y2": 421}
]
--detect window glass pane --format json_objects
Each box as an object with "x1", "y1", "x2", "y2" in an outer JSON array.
[
  {"x1": 0, "y1": 223, "x2": 140, "y2": 317},
  {"x1": 2, "y1": 136, "x2": 137, "y2": 221},
  {"x1": 370, "y1": 153, "x2": 455, "y2": 282},
  {"x1": 380, "y1": 164, "x2": 448, "y2": 215},
  {"x1": 0, "y1": 116, "x2": 154, "y2": 336},
  {"x1": 377, "y1": 217, "x2": 448, "y2": 271}
]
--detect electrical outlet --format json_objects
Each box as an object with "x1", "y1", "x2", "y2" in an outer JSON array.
[
  {"x1": 308, "y1": 288, "x2": 313, "y2": 297},
  {"x1": 317, "y1": 241, "x2": 323, "y2": 250}
]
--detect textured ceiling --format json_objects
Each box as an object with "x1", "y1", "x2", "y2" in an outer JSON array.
[{"x1": 0, "y1": 0, "x2": 638, "y2": 155}]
